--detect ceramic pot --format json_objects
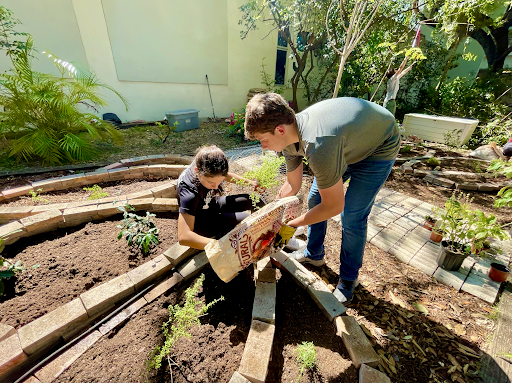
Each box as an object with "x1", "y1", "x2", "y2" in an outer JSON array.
[
  {"x1": 437, "y1": 240, "x2": 468, "y2": 271},
  {"x1": 430, "y1": 230, "x2": 443, "y2": 243},
  {"x1": 488, "y1": 263, "x2": 510, "y2": 283},
  {"x1": 423, "y1": 220, "x2": 435, "y2": 231}
]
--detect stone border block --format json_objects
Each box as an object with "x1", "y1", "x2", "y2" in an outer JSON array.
[
  {"x1": 144, "y1": 272, "x2": 184, "y2": 303},
  {"x1": 151, "y1": 198, "x2": 179, "y2": 212},
  {"x1": 98, "y1": 297, "x2": 147, "y2": 335},
  {"x1": 177, "y1": 252, "x2": 209, "y2": 281},
  {"x1": 335, "y1": 316, "x2": 380, "y2": 368},
  {"x1": 125, "y1": 190, "x2": 154, "y2": 200},
  {"x1": 31, "y1": 179, "x2": 63, "y2": 192},
  {"x1": 229, "y1": 371, "x2": 251, "y2": 383},
  {"x1": 31, "y1": 203, "x2": 69, "y2": 214},
  {"x1": 163, "y1": 243, "x2": 201, "y2": 267},
  {"x1": 2, "y1": 185, "x2": 33, "y2": 199},
  {"x1": 359, "y1": 363, "x2": 391, "y2": 383},
  {"x1": 18, "y1": 299, "x2": 88, "y2": 355},
  {"x1": 34, "y1": 330, "x2": 102, "y2": 383},
  {"x1": 255, "y1": 268, "x2": 276, "y2": 283},
  {"x1": 150, "y1": 183, "x2": 177, "y2": 198},
  {"x1": 128, "y1": 197, "x2": 155, "y2": 211},
  {"x1": 20, "y1": 209, "x2": 63, "y2": 232},
  {"x1": 127, "y1": 254, "x2": 172, "y2": 291},
  {"x1": 0, "y1": 221, "x2": 26, "y2": 244},
  {"x1": 96, "y1": 201, "x2": 126, "y2": 218},
  {"x1": 0, "y1": 334, "x2": 28, "y2": 378},
  {"x1": 0, "y1": 323, "x2": 16, "y2": 342},
  {"x1": 307, "y1": 280, "x2": 346, "y2": 321},
  {"x1": 80, "y1": 274, "x2": 135, "y2": 317},
  {"x1": 238, "y1": 320, "x2": 275, "y2": 383},
  {"x1": 280, "y1": 257, "x2": 317, "y2": 289},
  {"x1": 252, "y1": 281, "x2": 276, "y2": 324},
  {"x1": 0, "y1": 206, "x2": 34, "y2": 220},
  {"x1": 270, "y1": 250, "x2": 289, "y2": 267},
  {"x1": 63, "y1": 205, "x2": 97, "y2": 222}
]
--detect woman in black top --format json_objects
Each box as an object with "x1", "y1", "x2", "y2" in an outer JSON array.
[{"x1": 177, "y1": 145, "x2": 260, "y2": 250}]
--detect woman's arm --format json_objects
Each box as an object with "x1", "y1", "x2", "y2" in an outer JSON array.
[
  {"x1": 277, "y1": 162, "x2": 303, "y2": 199},
  {"x1": 178, "y1": 212, "x2": 212, "y2": 250},
  {"x1": 225, "y1": 172, "x2": 258, "y2": 188}
]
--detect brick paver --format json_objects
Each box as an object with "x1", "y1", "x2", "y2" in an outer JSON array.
[
  {"x1": 335, "y1": 316, "x2": 380, "y2": 368},
  {"x1": 238, "y1": 320, "x2": 275, "y2": 383}
]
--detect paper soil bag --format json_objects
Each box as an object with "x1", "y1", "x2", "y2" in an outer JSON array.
[{"x1": 205, "y1": 196, "x2": 301, "y2": 282}]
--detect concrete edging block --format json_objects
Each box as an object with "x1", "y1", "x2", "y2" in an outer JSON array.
[
  {"x1": 0, "y1": 333, "x2": 28, "y2": 378},
  {"x1": 177, "y1": 252, "x2": 209, "y2": 281},
  {"x1": 335, "y1": 316, "x2": 380, "y2": 368},
  {"x1": 80, "y1": 274, "x2": 135, "y2": 317},
  {"x1": 359, "y1": 363, "x2": 391, "y2": 383},
  {"x1": 163, "y1": 243, "x2": 201, "y2": 267},
  {"x1": 252, "y1": 281, "x2": 276, "y2": 325},
  {"x1": 18, "y1": 299, "x2": 88, "y2": 355},
  {"x1": 238, "y1": 320, "x2": 275, "y2": 383},
  {"x1": 280, "y1": 257, "x2": 317, "y2": 289},
  {"x1": 307, "y1": 280, "x2": 347, "y2": 321},
  {"x1": 127, "y1": 254, "x2": 173, "y2": 291}
]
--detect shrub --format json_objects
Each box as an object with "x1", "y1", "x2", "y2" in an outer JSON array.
[
  {"x1": 488, "y1": 160, "x2": 512, "y2": 208},
  {"x1": 117, "y1": 204, "x2": 160, "y2": 255},
  {"x1": 83, "y1": 184, "x2": 109, "y2": 200},
  {"x1": 0, "y1": 34, "x2": 128, "y2": 165},
  {"x1": 148, "y1": 274, "x2": 224, "y2": 371},
  {"x1": 226, "y1": 108, "x2": 246, "y2": 140}
]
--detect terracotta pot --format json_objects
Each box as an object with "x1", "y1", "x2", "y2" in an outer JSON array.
[
  {"x1": 488, "y1": 263, "x2": 510, "y2": 283},
  {"x1": 423, "y1": 220, "x2": 435, "y2": 231},
  {"x1": 430, "y1": 230, "x2": 443, "y2": 243}
]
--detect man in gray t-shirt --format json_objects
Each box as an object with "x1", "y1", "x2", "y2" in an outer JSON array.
[{"x1": 245, "y1": 93, "x2": 400, "y2": 303}]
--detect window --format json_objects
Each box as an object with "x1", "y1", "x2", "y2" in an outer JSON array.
[{"x1": 275, "y1": 27, "x2": 290, "y2": 85}]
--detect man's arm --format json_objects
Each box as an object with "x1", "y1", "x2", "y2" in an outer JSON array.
[
  {"x1": 287, "y1": 176, "x2": 345, "y2": 227},
  {"x1": 178, "y1": 212, "x2": 212, "y2": 250},
  {"x1": 225, "y1": 172, "x2": 258, "y2": 188},
  {"x1": 397, "y1": 62, "x2": 415, "y2": 79},
  {"x1": 276, "y1": 162, "x2": 303, "y2": 199}
]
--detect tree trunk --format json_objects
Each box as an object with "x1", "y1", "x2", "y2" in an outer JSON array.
[{"x1": 436, "y1": 35, "x2": 462, "y2": 92}]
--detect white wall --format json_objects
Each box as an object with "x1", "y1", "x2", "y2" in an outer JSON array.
[{"x1": 2, "y1": 0, "x2": 283, "y2": 122}]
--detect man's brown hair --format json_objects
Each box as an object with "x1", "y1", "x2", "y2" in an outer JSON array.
[{"x1": 244, "y1": 93, "x2": 295, "y2": 140}]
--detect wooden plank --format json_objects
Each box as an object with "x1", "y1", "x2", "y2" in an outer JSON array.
[{"x1": 481, "y1": 284, "x2": 512, "y2": 382}]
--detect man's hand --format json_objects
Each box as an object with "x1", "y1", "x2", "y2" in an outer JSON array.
[{"x1": 274, "y1": 224, "x2": 296, "y2": 249}]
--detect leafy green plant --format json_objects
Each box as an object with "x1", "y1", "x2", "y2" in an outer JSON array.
[
  {"x1": 238, "y1": 153, "x2": 286, "y2": 206},
  {"x1": 426, "y1": 157, "x2": 441, "y2": 167},
  {"x1": 443, "y1": 129, "x2": 463, "y2": 148},
  {"x1": 155, "y1": 121, "x2": 178, "y2": 144},
  {"x1": 117, "y1": 204, "x2": 160, "y2": 255},
  {"x1": 260, "y1": 57, "x2": 284, "y2": 94},
  {"x1": 83, "y1": 184, "x2": 109, "y2": 200},
  {"x1": 29, "y1": 188, "x2": 49, "y2": 205},
  {"x1": 0, "y1": 233, "x2": 39, "y2": 295},
  {"x1": 488, "y1": 160, "x2": 512, "y2": 208},
  {"x1": 399, "y1": 145, "x2": 412, "y2": 154},
  {"x1": 0, "y1": 27, "x2": 128, "y2": 164},
  {"x1": 0, "y1": 6, "x2": 29, "y2": 58},
  {"x1": 148, "y1": 274, "x2": 224, "y2": 371},
  {"x1": 433, "y1": 191, "x2": 507, "y2": 255},
  {"x1": 294, "y1": 341, "x2": 317, "y2": 380}
]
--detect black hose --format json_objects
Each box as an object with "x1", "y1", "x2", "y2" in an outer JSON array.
[{"x1": 13, "y1": 277, "x2": 162, "y2": 383}]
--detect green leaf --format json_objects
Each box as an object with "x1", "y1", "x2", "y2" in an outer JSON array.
[
  {"x1": 0, "y1": 270, "x2": 15, "y2": 278},
  {"x1": 412, "y1": 302, "x2": 429, "y2": 315}
]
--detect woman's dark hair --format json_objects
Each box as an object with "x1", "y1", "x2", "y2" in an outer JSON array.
[
  {"x1": 386, "y1": 69, "x2": 397, "y2": 78},
  {"x1": 194, "y1": 145, "x2": 229, "y2": 178}
]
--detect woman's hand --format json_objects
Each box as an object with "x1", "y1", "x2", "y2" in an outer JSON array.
[{"x1": 250, "y1": 179, "x2": 266, "y2": 193}]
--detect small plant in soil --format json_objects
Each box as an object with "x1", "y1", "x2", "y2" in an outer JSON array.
[
  {"x1": 83, "y1": 184, "x2": 109, "y2": 200},
  {"x1": 148, "y1": 274, "x2": 224, "y2": 372},
  {"x1": 238, "y1": 152, "x2": 285, "y2": 207},
  {"x1": 294, "y1": 341, "x2": 317, "y2": 380},
  {"x1": 0, "y1": 234, "x2": 38, "y2": 295},
  {"x1": 399, "y1": 145, "x2": 412, "y2": 154},
  {"x1": 117, "y1": 204, "x2": 160, "y2": 255},
  {"x1": 29, "y1": 188, "x2": 49, "y2": 205},
  {"x1": 426, "y1": 157, "x2": 441, "y2": 167}
]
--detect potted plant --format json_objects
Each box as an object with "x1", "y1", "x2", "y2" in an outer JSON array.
[
  {"x1": 433, "y1": 192, "x2": 509, "y2": 271},
  {"x1": 488, "y1": 263, "x2": 510, "y2": 283},
  {"x1": 423, "y1": 215, "x2": 436, "y2": 231},
  {"x1": 430, "y1": 228, "x2": 444, "y2": 243},
  {"x1": 433, "y1": 192, "x2": 476, "y2": 271}
]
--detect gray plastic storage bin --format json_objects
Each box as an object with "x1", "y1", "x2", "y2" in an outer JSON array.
[{"x1": 165, "y1": 109, "x2": 200, "y2": 132}]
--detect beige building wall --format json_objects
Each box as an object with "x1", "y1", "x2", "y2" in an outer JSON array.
[{"x1": 1, "y1": 0, "x2": 291, "y2": 121}]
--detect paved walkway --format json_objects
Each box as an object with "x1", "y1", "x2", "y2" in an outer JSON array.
[{"x1": 331, "y1": 188, "x2": 512, "y2": 304}]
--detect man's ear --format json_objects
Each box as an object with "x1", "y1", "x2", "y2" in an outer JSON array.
[{"x1": 275, "y1": 125, "x2": 286, "y2": 136}]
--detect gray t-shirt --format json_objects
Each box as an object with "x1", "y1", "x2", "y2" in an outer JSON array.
[
  {"x1": 385, "y1": 74, "x2": 400, "y2": 102},
  {"x1": 282, "y1": 97, "x2": 399, "y2": 189}
]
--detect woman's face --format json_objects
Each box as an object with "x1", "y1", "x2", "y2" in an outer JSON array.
[{"x1": 197, "y1": 172, "x2": 226, "y2": 190}]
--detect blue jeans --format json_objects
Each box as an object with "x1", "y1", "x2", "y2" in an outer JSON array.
[{"x1": 304, "y1": 159, "x2": 395, "y2": 281}]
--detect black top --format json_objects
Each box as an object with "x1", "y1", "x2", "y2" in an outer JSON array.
[{"x1": 176, "y1": 163, "x2": 222, "y2": 216}]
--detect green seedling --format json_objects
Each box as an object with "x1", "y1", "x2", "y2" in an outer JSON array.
[
  {"x1": 400, "y1": 145, "x2": 412, "y2": 154},
  {"x1": 294, "y1": 341, "x2": 317, "y2": 380},
  {"x1": 29, "y1": 188, "x2": 49, "y2": 205},
  {"x1": 148, "y1": 274, "x2": 224, "y2": 372},
  {"x1": 0, "y1": 234, "x2": 39, "y2": 295},
  {"x1": 83, "y1": 184, "x2": 109, "y2": 200},
  {"x1": 117, "y1": 204, "x2": 160, "y2": 255},
  {"x1": 426, "y1": 157, "x2": 441, "y2": 167}
]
